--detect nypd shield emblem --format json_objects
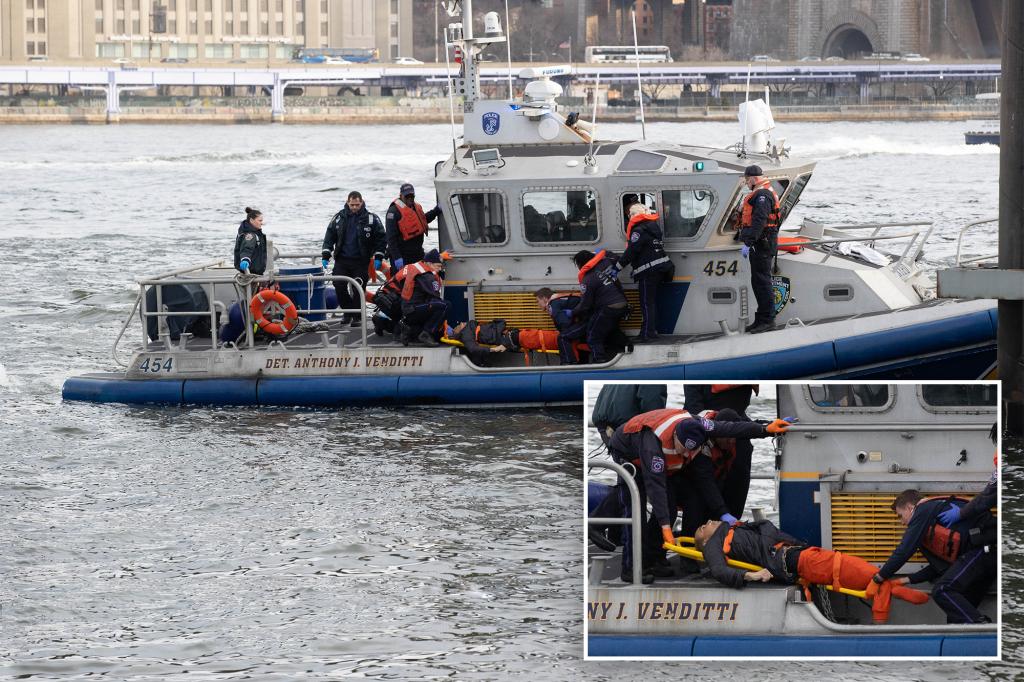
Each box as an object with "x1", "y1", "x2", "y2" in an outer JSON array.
[
  {"x1": 482, "y1": 112, "x2": 500, "y2": 135},
  {"x1": 772, "y1": 275, "x2": 791, "y2": 316}
]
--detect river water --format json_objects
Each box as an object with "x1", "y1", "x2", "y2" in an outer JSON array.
[{"x1": 0, "y1": 120, "x2": 1017, "y2": 680}]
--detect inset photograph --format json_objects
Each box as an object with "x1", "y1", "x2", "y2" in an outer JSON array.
[{"x1": 585, "y1": 382, "x2": 999, "y2": 659}]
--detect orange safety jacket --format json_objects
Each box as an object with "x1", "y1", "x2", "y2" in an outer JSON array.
[
  {"x1": 624, "y1": 212, "x2": 661, "y2": 243},
  {"x1": 400, "y1": 262, "x2": 439, "y2": 301},
  {"x1": 922, "y1": 495, "x2": 971, "y2": 563},
  {"x1": 622, "y1": 408, "x2": 697, "y2": 472},
  {"x1": 577, "y1": 249, "x2": 607, "y2": 283},
  {"x1": 740, "y1": 179, "x2": 781, "y2": 230},
  {"x1": 393, "y1": 198, "x2": 429, "y2": 241}
]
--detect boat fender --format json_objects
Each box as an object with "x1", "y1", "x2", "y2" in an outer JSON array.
[{"x1": 250, "y1": 289, "x2": 299, "y2": 337}]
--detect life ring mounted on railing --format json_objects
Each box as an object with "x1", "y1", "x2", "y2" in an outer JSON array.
[{"x1": 250, "y1": 289, "x2": 299, "y2": 336}]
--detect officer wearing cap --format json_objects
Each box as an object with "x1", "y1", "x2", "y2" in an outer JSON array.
[
  {"x1": 738, "y1": 165, "x2": 782, "y2": 334},
  {"x1": 386, "y1": 182, "x2": 442, "y2": 271},
  {"x1": 606, "y1": 408, "x2": 790, "y2": 583},
  {"x1": 399, "y1": 248, "x2": 452, "y2": 347},
  {"x1": 320, "y1": 190, "x2": 386, "y2": 327}
]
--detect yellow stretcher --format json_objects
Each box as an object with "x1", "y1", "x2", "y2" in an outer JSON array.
[
  {"x1": 440, "y1": 336, "x2": 560, "y2": 354},
  {"x1": 663, "y1": 537, "x2": 868, "y2": 599}
]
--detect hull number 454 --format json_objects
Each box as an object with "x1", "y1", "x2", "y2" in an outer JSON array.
[
  {"x1": 138, "y1": 357, "x2": 173, "y2": 373},
  {"x1": 703, "y1": 260, "x2": 738, "y2": 276}
]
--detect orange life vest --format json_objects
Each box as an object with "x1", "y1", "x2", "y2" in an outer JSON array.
[
  {"x1": 922, "y1": 496, "x2": 970, "y2": 563},
  {"x1": 624, "y1": 212, "x2": 661, "y2": 244},
  {"x1": 577, "y1": 249, "x2": 607, "y2": 283},
  {"x1": 740, "y1": 179, "x2": 781, "y2": 231},
  {"x1": 622, "y1": 408, "x2": 697, "y2": 472},
  {"x1": 393, "y1": 198, "x2": 428, "y2": 240},
  {"x1": 399, "y1": 261, "x2": 440, "y2": 301}
]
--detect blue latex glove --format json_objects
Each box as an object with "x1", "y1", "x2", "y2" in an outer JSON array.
[
  {"x1": 938, "y1": 505, "x2": 961, "y2": 527},
  {"x1": 605, "y1": 264, "x2": 621, "y2": 279},
  {"x1": 321, "y1": 258, "x2": 330, "y2": 269},
  {"x1": 393, "y1": 258, "x2": 404, "y2": 270},
  {"x1": 239, "y1": 259, "x2": 250, "y2": 272},
  {"x1": 374, "y1": 258, "x2": 383, "y2": 271},
  {"x1": 561, "y1": 309, "x2": 574, "y2": 322},
  {"x1": 740, "y1": 244, "x2": 751, "y2": 259},
  {"x1": 720, "y1": 513, "x2": 738, "y2": 525},
  {"x1": 782, "y1": 416, "x2": 799, "y2": 423}
]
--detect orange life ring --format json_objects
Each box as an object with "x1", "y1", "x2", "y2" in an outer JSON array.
[
  {"x1": 250, "y1": 289, "x2": 299, "y2": 336},
  {"x1": 778, "y1": 236, "x2": 811, "y2": 254}
]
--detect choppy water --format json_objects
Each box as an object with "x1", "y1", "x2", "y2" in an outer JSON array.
[{"x1": 0, "y1": 120, "x2": 1017, "y2": 680}]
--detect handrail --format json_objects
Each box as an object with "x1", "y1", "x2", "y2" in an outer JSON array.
[
  {"x1": 954, "y1": 217, "x2": 998, "y2": 267},
  {"x1": 111, "y1": 291, "x2": 143, "y2": 367},
  {"x1": 588, "y1": 459, "x2": 643, "y2": 586}
]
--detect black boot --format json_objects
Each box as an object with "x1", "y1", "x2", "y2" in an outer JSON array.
[{"x1": 417, "y1": 331, "x2": 440, "y2": 347}]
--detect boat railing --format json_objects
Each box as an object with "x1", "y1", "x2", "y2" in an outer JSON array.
[
  {"x1": 587, "y1": 459, "x2": 643, "y2": 586},
  {"x1": 788, "y1": 220, "x2": 933, "y2": 272},
  {"x1": 953, "y1": 217, "x2": 999, "y2": 267},
  {"x1": 113, "y1": 267, "x2": 372, "y2": 366}
]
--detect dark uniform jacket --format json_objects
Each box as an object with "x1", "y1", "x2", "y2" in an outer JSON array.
[
  {"x1": 607, "y1": 418, "x2": 772, "y2": 530},
  {"x1": 321, "y1": 206, "x2": 386, "y2": 265},
  {"x1": 385, "y1": 201, "x2": 441, "y2": 265},
  {"x1": 592, "y1": 384, "x2": 667, "y2": 432},
  {"x1": 401, "y1": 268, "x2": 444, "y2": 311},
  {"x1": 453, "y1": 319, "x2": 515, "y2": 364},
  {"x1": 548, "y1": 294, "x2": 581, "y2": 332},
  {"x1": 617, "y1": 216, "x2": 672, "y2": 279},
  {"x1": 877, "y1": 498, "x2": 994, "y2": 584},
  {"x1": 683, "y1": 385, "x2": 756, "y2": 418},
  {"x1": 702, "y1": 520, "x2": 805, "y2": 589},
  {"x1": 234, "y1": 220, "x2": 267, "y2": 274},
  {"x1": 958, "y1": 472, "x2": 997, "y2": 522},
  {"x1": 575, "y1": 252, "x2": 628, "y2": 321},
  {"x1": 738, "y1": 187, "x2": 777, "y2": 246}
]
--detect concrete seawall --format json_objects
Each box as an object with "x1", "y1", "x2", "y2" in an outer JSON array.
[{"x1": 0, "y1": 104, "x2": 998, "y2": 124}]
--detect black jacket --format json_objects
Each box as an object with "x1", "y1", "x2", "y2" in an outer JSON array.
[
  {"x1": 575, "y1": 252, "x2": 628, "y2": 321},
  {"x1": 683, "y1": 385, "x2": 756, "y2": 419},
  {"x1": 234, "y1": 220, "x2": 267, "y2": 274},
  {"x1": 592, "y1": 384, "x2": 667, "y2": 431},
  {"x1": 385, "y1": 200, "x2": 441, "y2": 265},
  {"x1": 958, "y1": 473, "x2": 997, "y2": 522},
  {"x1": 608, "y1": 417, "x2": 773, "y2": 529},
  {"x1": 547, "y1": 294, "x2": 581, "y2": 332},
  {"x1": 618, "y1": 216, "x2": 672, "y2": 279},
  {"x1": 454, "y1": 319, "x2": 515, "y2": 364},
  {"x1": 702, "y1": 520, "x2": 805, "y2": 589},
  {"x1": 321, "y1": 206, "x2": 386, "y2": 265}
]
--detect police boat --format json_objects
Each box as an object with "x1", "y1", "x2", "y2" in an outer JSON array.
[
  {"x1": 62, "y1": 2, "x2": 997, "y2": 408},
  {"x1": 587, "y1": 383, "x2": 999, "y2": 658}
]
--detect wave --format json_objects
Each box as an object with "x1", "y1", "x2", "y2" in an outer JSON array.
[
  {"x1": 0, "y1": 363, "x2": 18, "y2": 393},
  {"x1": 798, "y1": 135, "x2": 1000, "y2": 159}
]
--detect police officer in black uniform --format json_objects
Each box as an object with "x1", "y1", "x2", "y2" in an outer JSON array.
[
  {"x1": 535, "y1": 287, "x2": 583, "y2": 364},
  {"x1": 385, "y1": 183, "x2": 441, "y2": 270},
  {"x1": 234, "y1": 206, "x2": 267, "y2": 275},
  {"x1": 738, "y1": 165, "x2": 781, "y2": 334},
  {"x1": 607, "y1": 203, "x2": 675, "y2": 342},
  {"x1": 569, "y1": 249, "x2": 629, "y2": 364},
  {"x1": 321, "y1": 191, "x2": 386, "y2": 327},
  {"x1": 399, "y1": 249, "x2": 451, "y2": 347}
]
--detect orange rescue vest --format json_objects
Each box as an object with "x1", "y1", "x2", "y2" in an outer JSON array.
[
  {"x1": 922, "y1": 496, "x2": 970, "y2": 563},
  {"x1": 577, "y1": 249, "x2": 607, "y2": 283},
  {"x1": 400, "y1": 261, "x2": 440, "y2": 301},
  {"x1": 393, "y1": 198, "x2": 428, "y2": 241},
  {"x1": 624, "y1": 212, "x2": 661, "y2": 243},
  {"x1": 622, "y1": 408, "x2": 697, "y2": 473},
  {"x1": 740, "y1": 179, "x2": 781, "y2": 232}
]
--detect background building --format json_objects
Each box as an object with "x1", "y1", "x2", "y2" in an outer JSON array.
[{"x1": 0, "y1": 0, "x2": 414, "y2": 62}]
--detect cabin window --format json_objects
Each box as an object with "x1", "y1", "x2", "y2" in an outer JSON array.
[
  {"x1": 523, "y1": 189, "x2": 598, "y2": 243},
  {"x1": 661, "y1": 188, "x2": 713, "y2": 239},
  {"x1": 806, "y1": 384, "x2": 892, "y2": 411},
  {"x1": 919, "y1": 385, "x2": 997, "y2": 413},
  {"x1": 780, "y1": 173, "x2": 811, "y2": 224},
  {"x1": 450, "y1": 192, "x2": 508, "y2": 245}
]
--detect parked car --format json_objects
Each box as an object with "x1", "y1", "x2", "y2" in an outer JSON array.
[
  {"x1": 824, "y1": 55, "x2": 846, "y2": 62},
  {"x1": 160, "y1": 57, "x2": 188, "y2": 64},
  {"x1": 902, "y1": 53, "x2": 930, "y2": 62},
  {"x1": 751, "y1": 55, "x2": 780, "y2": 62},
  {"x1": 393, "y1": 57, "x2": 424, "y2": 65},
  {"x1": 323, "y1": 56, "x2": 351, "y2": 64},
  {"x1": 798, "y1": 56, "x2": 821, "y2": 62}
]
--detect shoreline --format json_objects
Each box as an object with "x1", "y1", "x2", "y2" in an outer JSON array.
[{"x1": 0, "y1": 105, "x2": 998, "y2": 125}]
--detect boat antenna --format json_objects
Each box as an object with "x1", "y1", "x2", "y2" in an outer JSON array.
[
  {"x1": 443, "y1": 24, "x2": 467, "y2": 174},
  {"x1": 745, "y1": 63, "x2": 751, "y2": 102},
  {"x1": 584, "y1": 71, "x2": 600, "y2": 172},
  {"x1": 503, "y1": 0, "x2": 513, "y2": 101},
  {"x1": 630, "y1": 9, "x2": 646, "y2": 141}
]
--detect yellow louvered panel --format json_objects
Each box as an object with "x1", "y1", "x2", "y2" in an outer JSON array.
[
  {"x1": 830, "y1": 492, "x2": 973, "y2": 564},
  {"x1": 471, "y1": 291, "x2": 642, "y2": 330}
]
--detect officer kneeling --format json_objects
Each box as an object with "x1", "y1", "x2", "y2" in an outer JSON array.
[{"x1": 399, "y1": 249, "x2": 451, "y2": 347}]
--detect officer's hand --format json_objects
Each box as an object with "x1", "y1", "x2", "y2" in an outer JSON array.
[
  {"x1": 740, "y1": 244, "x2": 751, "y2": 259},
  {"x1": 239, "y1": 259, "x2": 250, "y2": 272},
  {"x1": 766, "y1": 418, "x2": 791, "y2": 435},
  {"x1": 938, "y1": 506, "x2": 961, "y2": 527},
  {"x1": 393, "y1": 258, "x2": 404, "y2": 270},
  {"x1": 490, "y1": 345, "x2": 507, "y2": 353},
  {"x1": 744, "y1": 568, "x2": 772, "y2": 582},
  {"x1": 603, "y1": 264, "x2": 621, "y2": 280},
  {"x1": 374, "y1": 258, "x2": 383, "y2": 271},
  {"x1": 661, "y1": 526, "x2": 676, "y2": 547},
  {"x1": 321, "y1": 258, "x2": 330, "y2": 270},
  {"x1": 720, "y1": 513, "x2": 738, "y2": 525}
]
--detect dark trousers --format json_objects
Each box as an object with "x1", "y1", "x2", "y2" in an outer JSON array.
[
  {"x1": 932, "y1": 546, "x2": 996, "y2": 623},
  {"x1": 611, "y1": 460, "x2": 676, "y2": 574},
  {"x1": 403, "y1": 299, "x2": 451, "y2": 336},
  {"x1": 557, "y1": 321, "x2": 588, "y2": 364},
  {"x1": 587, "y1": 305, "x2": 628, "y2": 363},
  {"x1": 332, "y1": 258, "x2": 366, "y2": 319},
  {"x1": 722, "y1": 439, "x2": 754, "y2": 518},
  {"x1": 674, "y1": 474, "x2": 722, "y2": 538},
  {"x1": 750, "y1": 237, "x2": 777, "y2": 324},
  {"x1": 636, "y1": 276, "x2": 659, "y2": 338}
]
